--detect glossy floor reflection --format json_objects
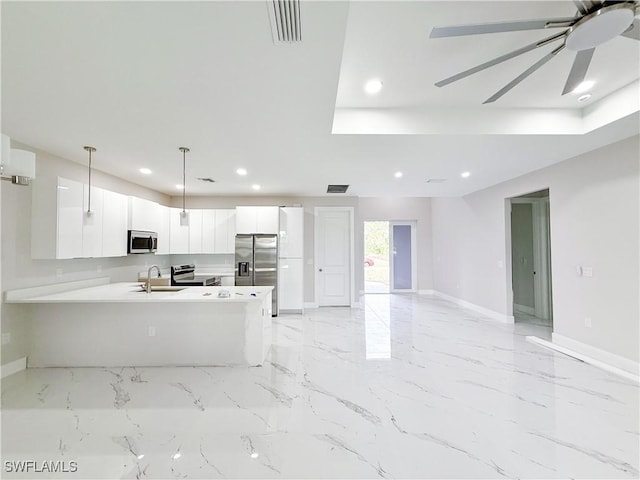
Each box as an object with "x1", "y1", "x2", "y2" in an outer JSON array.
[{"x1": 2, "y1": 294, "x2": 638, "y2": 479}]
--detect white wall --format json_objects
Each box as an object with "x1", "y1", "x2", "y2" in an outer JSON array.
[
  {"x1": 1, "y1": 144, "x2": 172, "y2": 366},
  {"x1": 357, "y1": 197, "x2": 433, "y2": 293},
  {"x1": 431, "y1": 135, "x2": 639, "y2": 363}
]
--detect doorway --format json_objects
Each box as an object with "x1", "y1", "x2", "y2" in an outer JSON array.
[
  {"x1": 510, "y1": 189, "x2": 553, "y2": 327},
  {"x1": 364, "y1": 221, "x2": 417, "y2": 294}
]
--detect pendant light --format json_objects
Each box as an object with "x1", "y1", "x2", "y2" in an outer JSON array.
[
  {"x1": 83, "y1": 146, "x2": 96, "y2": 216},
  {"x1": 179, "y1": 147, "x2": 190, "y2": 226}
]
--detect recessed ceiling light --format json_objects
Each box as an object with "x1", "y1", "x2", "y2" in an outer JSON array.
[
  {"x1": 578, "y1": 93, "x2": 592, "y2": 102},
  {"x1": 172, "y1": 452, "x2": 181, "y2": 460},
  {"x1": 137, "y1": 454, "x2": 145, "y2": 460},
  {"x1": 394, "y1": 171, "x2": 403, "y2": 178},
  {"x1": 573, "y1": 80, "x2": 595, "y2": 94},
  {"x1": 252, "y1": 184, "x2": 261, "y2": 191},
  {"x1": 139, "y1": 168, "x2": 152, "y2": 175},
  {"x1": 250, "y1": 452, "x2": 260, "y2": 459},
  {"x1": 176, "y1": 184, "x2": 184, "y2": 190},
  {"x1": 236, "y1": 168, "x2": 247, "y2": 176},
  {"x1": 461, "y1": 171, "x2": 471, "y2": 178},
  {"x1": 364, "y1": 79, "x2": 383, "y2": 95}
]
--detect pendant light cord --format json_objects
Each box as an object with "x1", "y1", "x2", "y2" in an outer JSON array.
[
  {"x1": 182, "y1": 149, "x2": 186, "y2": 214},
  {"x1": 84, "y1": 146, "x2": 96, "y2": 214},
  {"x1": 178, "y1": 147, "x2": 190, "y2": 215}
]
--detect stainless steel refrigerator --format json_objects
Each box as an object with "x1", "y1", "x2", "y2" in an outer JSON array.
[{"x1": 235, "y1": 234, "x2": 278, "y2": 316}]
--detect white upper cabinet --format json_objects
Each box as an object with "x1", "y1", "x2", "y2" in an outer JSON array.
[
  {"x1": 214, "y1": 209, "x2": 236, "y2": 254},
  {"x1": 31, "y1": 177, "x2": 129, "y2": 259},
  {"x1": 82, "y1": 184, "x2": 104, "y2": 258},
  {"x1": 155, "y1": 205, "x2": 171, "y2": 255},
  {"x1": 102, "y1": 189, "x2": 129, "y2": 257},
  {"x1": 236, "y1": 206, "x2": 279, "y2": 234},
  {"x1": 202, "y1": 209, "x2": 216, "y2": 253},
  {"x1": 188, "y1": 210, "x2": 203, "y2": 254},
  {"x1": 56, "y1": 177, "x2": 84, "y2": 259},
  {"x1": 279, "y1": 207, "x2": 304, "y2": 258},
  {"x1": 169, "y1": 208, "x2": 190, "y2": 254}
]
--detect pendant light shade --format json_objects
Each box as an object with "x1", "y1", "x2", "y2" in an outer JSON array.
[{"x1": 179, "y1": 147, "x2": 190, "y2": 226}]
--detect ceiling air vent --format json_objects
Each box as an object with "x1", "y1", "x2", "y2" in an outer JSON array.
[
  {"x1": 426, "y1": 178, "x2": 447, "y2": 184},
  {"x1": 327, "y1": 185, "x2": 349, "y2": 194},
  {"x1": 267, "y1": 0, "x2": 302, "y2": 44},
  {"x1": 198, "y1": 177, "x2": 215, "y2": 183}
]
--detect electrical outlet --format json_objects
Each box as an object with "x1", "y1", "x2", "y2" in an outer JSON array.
[
  {"x1": 97, "y1": 264, "x2": 102, "y2": 273},
  {"x1": 148, "y1": 326, "x2": 156, "y2": 337},
  {"x1": 1, "y1": 333, "x2": 11, "y2": 345},
  {"x1": 56, "y1": 268, "x2": 63, "y2": 278},
  {"x1": 584, "y1": 317, "x2": 592, "y2": 328},
  {"x1": 582, "y1": 267, "x2": 593, "y2": 277}
]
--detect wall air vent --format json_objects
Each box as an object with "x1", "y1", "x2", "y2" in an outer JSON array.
[
  {"x1": 197, "y1": 177, "x2": 216, "y2": 183},
  {"x1": 267, "y1": 0, "x2": 302, "y2": 44},
  {"x1": 426, "y1": 178, "x2": 447, "y2": 183},
  {"x1": 327, "y1": 185, "x2": 349, "y2": 194}
]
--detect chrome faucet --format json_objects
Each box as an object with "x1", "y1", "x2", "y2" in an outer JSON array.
[{"x1": 146, "y1": 265, "x2": 162, "y2": 294}]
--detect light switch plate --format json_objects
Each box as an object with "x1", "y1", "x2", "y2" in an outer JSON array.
[{"x1": 582, "y1": 267, "x2": 593, "y2": 277}]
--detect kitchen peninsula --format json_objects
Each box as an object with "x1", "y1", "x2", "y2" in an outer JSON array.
[{"x1": 4, "y1": 279, "x2": 273, "y2": 367}]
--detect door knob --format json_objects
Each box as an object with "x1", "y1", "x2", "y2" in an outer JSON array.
[{"x1": 319, "y1": 268, "x2": 323, "y2": 272}]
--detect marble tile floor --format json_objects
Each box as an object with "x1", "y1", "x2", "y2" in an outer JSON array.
[{"x1": 1, "y1": 294, "x2": 638, "y2": 479}]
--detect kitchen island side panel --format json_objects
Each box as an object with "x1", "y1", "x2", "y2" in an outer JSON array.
[{"x1": 27, "y1": 300, "x2": 270, "y2": 367}]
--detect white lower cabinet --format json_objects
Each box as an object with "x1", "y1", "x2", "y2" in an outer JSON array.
[{"x1": 278, "y1": 258, "x2": 303, "y2": 311}]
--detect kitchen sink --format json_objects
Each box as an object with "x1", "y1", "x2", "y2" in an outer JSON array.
[{"x1": 133, "y1": 285, "x2": 186, "y2": 293}]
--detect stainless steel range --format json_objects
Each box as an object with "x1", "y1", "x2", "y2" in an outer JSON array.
[{"x1": 170, "y1": 264, "x2": 220, "y2": 286}]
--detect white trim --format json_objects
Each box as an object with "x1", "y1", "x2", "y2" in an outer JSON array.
[
  {"x1": 527, "y1": 335, "x2": 639, "y2": 382},
  {"x1": 552, "y1": 332, "x2": 639, "y2": 377},
  {"x1": 303, "y1": 302, "x2": 318, "y2": 309},
  {"x1": 432, "y1": 290, "x2": 514, "y2": 323},
  {"x1": 418, "y1": 289, "x2": 435, "y2": 295},
  {"x1": 1, "y1": 357, "x2": 27, "y2": 378},
  {"x1": 514, "y1": 303, "x2": 535, "y2": 315},
  {"x1": 314, "y1": 207, "x2": 355, "y2": 307}
]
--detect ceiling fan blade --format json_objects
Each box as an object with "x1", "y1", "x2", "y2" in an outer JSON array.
[
  {"x1": 562, "y1": 48, "x2": 595, "y2": 95},
  {"x1": 483, "y1": 45, "x2": 565, "y2": 104},
  {"x1": 435, "y1": 31, "x2": 567, "y2": 87},
  {"x1": 621, "y1": 19, "x2": 640, "y2": 40},
  {"x1": 573, "y1": 1, "x2": 589, "y2": 15},
  {"x1": 429, "y1": 17, "x2": 575, "y2": 38}
]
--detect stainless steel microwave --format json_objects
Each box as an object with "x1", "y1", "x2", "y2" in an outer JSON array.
[{"x1": 127, "y1": 230, "x2": 158, "y2": 254}]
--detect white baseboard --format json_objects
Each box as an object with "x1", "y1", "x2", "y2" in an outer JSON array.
[
  {"x1": 431, "y1": 291, "x2": 514, "y2": 324},
  {"x1": 303, "y1": 302, "x2": 318, "y2": 309},
  {"x1": 1, "y1": 357, "x2": 27, "y2": 378},
  {"x1": 418, "y1": 289, "x2": 435, "y2": 295},
  {"x1": 548, "y1": 333, "x2": 639, "y2": 379},
  {"x1": 514, "y1": 303, "x2": 535, "y2": 315}
]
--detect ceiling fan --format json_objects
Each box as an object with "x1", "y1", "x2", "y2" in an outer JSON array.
[{"x1": 430, "y1": 1, "x2": 640, "y2": 103}]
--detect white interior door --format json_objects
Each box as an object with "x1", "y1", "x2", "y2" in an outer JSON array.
[
  {"x1": 390, "y1": 221, "x2": 417, "y2": 292},
  {"x1": 315, "y1": 208, "x2": 352, "y2": 306}
]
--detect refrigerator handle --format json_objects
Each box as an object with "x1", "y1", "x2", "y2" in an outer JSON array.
[{"x1": 238, "y1": 262, "x2": 250, "y2": 277}]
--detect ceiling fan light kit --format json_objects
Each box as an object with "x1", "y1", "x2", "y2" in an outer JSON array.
[{"x1": 430, "y1": 1, "x2": 639, "y2": 103}]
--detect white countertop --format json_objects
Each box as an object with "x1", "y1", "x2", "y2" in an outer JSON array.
[{"x1": 5, "y1": 282, "x2": 272, "y2": 304}]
